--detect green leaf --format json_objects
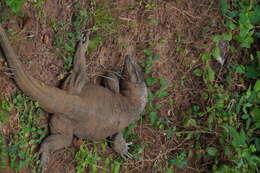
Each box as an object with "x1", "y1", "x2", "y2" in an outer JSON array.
[
  {"x1": 241, "y1": 114, "x2": 249, "y2": 120},
  {"x1": 220, "y1": 0, "x2": 229, "y2": 15},
  {"x1": 144, "y1": 49, "x2": 152, "y2": 56},
  {"x1": 251, "y1": 107, "x2": 260, "y2": 122},
  {"x1": 149, "y1": 111, "x2": 158, "y2": 124},
  {"x1": 184, "y1": 119, "x2": 197, "y2": 128},
  {"x1": 201, "y1": 53, "x2": 211, "y2": 62},
  {"x1": 257, "y1": 51, "x2": 260, "y2": 68},
  {"x1": 254, "y1": 80, "x2": 260, "y2": 92},
  {"x1": 146, "y1": 77, "x2": 158, "y2": 86},
  {"x1": 234, "y1": 65, "x2": 245, "y2": 73},
  {"x1": 225, "y1": 126, "x2": 246, "y2": 147},
  {"x1": 153, "y1": 55, "x2": 160, "y2": 60},
  {"x1": 213, "y1": 35, "x2": 221, "y2": 43},
  {"x1": 245, "y1": 64, "x2": 260, "y2": 79},
  {"x1": 193, "y1": 68, "x2": 203, "y2": 77},
  {"x1": 159, "y1": 77, "x2": 168, "y2": 89},
  {"x1": 205, "y1": 64, "x2": 215, "y2": 82},
  {"x1": 223, "y1": 33, "x2": 232, "y2": 41},
  {"x1": 178, "y1": 160, "x2": 188, "y2": 168},
  {"x1": 6, "y1": 0, "x2": 25, "y2": 13},
  {"x1": 166, "y1": 168, "x2": 174, "y2": 173},
  {"x1": 250, "y1": 5, "x2": 260, "y2": 25},
  {"x1": 213, "y1": 47, "x2": 221, "y2": 58},
  {"x1": 226, "y1": 21, "x2": 237, "y2": 30},
  {"x1": 166, "y1": 126, "x2": 176, "y2": 138},
  {"x1": 206, "y1": 147, "x2": 218, "y2": 156},
  {"x1": 155, "y1": 90, "x2": 168, "y2": 98}
]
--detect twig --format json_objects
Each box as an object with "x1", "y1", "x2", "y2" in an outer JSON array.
[{"x1": 171, "y1": 6, "x2": 201, "y2": 23}]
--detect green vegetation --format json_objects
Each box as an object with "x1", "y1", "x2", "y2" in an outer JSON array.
[
  {"x1": 51, "y1": 2, "x2": 88, "y2": 71},
  {"x1": 141, "y1": 49, "x2": 172, "y2": 129},
  {"x1": 74, "y1": 141, "x2": 124, "y2": 173},
  {"x1": 0, "y1": 98, "x2": 12, "y2": 168},
  {"x1": 51, "y1": 0, "x2": 121, "y2": 71},
  {"x1": 0, "y1": 0, "x2": 260, "y2": 172},
  {"x1": 5, "y1": 0, "x2": 25, "y2": 13},
  {"x1": 75, "y1": 141, "x2": 101, "y2": 173},
  {"x1": 190, "y1": 0, "x2": 260, "y2": 172},
  {"x1": 89, "y1": 0, "x2": 119, "y2": 35},
  {"x1": 0, "y1": 94, "x2": 46, "y2": 172}
]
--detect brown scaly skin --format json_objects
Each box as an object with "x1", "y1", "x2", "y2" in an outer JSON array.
[{"x1": 0, "y1": 24, "x2": 147, "y2": 168}]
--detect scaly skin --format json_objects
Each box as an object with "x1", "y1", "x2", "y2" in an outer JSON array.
[{"x1": 0, "y1": 24, "x2": 147, "y2": 168}]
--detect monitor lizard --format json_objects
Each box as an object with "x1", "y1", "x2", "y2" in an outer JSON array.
[{"x1": 0, "y1": 24, "x2": 147, "y2": 168}]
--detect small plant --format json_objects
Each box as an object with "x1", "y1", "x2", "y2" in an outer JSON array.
[
  {"x1": 74, "y1": 141, "x2": 124, "y2": 173},
  {"x1": 142, "y1": 49, "x2": 170, "y2": 128},
  {"x1": 5, "y1": 0, "x2": 25, "y2": 13},
  {"x1": 0, "y1": 98, "x2": 12, "y2": 168},
  {"x1": 187, "y1": 0, "x2": 260, "y2": 172},
  {"x1": 75, "y1": 142, "x2": 101, "y2": 173},
  {"x1": 89, "y1": 0, "x2": 119, "y2": 35},
  {"x1": 52, "y1": 3, "x2": 88, "y2": 71},
  {"x1": 6, "y1": 93, "x2": 46, "y2": 171},
  {"x1": 168, "y1": 152, "x2": 188, "y2": 169}
]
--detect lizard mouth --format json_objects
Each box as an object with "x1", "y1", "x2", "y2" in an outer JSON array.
[{"x1": 124, "y1": 56, "x2": 144, "y2": 84}]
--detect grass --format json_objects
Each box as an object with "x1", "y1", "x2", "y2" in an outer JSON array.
[
  {"x1": 51, "y1": 0, "x2": 122, "y2": 71},
  {"x1": 51, "y1": 2, "x2": 88, "y2": 71},
  {"x1": 199, "y1": 1, "x2": 260, "y2": 172},
  {"x1": 0, "y1": 94, "x2": 46, "y2": 172}
]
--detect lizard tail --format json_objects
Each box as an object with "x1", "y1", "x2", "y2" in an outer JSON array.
[{"x1": 0, "y1": 24, "x2": 85, "y2": 115}]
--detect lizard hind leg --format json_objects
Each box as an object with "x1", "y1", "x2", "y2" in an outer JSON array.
[{"x1": 39, "y1": 115, "x2": 73, "y2": 169}]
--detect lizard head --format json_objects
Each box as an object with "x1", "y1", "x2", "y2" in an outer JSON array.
[
  {"x1": 122, "y1": 55, "x2": 147, "y2": 114},
  {"x1": 124, "y1": 56, "x2": 144, "y2": 84}
]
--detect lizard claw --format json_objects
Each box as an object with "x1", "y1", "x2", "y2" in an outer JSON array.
[
  {"x1": 82, "y1": 31, "x2": 90, "y2": 45},
  {"x1": 38, "y1": 147, "x2": 50, "y2": 170},
  {"x1": 3, "y1": 67, "x2": 15, "y2": 77},
  {"x1": 120, "y1": 151, "x2": 133, "y2": 160},
  {"x1": 120, "y1": 142, "x2": 133, "y2": 160}
]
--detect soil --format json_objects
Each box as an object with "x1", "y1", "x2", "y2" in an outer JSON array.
[{"x1": 0, "y1": 0, "x2": 224, "y2": 172}]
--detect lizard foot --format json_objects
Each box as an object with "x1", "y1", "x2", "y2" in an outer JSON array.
[
  {"x1": 111, "y1": 133, "x2": 133, "y2": 160},
  {"x1": 3, "y1": 67, "x2": 15, "y2": 77},
  {"x1": 119, "y1": 142, "x2": 133, "y2": 160},
  {"x1": 38, "y1": 146, "x2": 51, "y2": 170}
]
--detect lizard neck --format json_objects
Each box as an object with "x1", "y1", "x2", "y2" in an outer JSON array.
[{"x1": 121, "y1": 81, "x2": 147, "y2": 115}]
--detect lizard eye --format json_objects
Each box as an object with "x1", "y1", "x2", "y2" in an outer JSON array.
[{"x1": 124, "y1": 56, "x2": 144, "y2": 83}]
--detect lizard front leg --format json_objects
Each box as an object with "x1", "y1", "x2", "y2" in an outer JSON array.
[
  {"x1": 110, "y1": 132, "x2": 132, "y2": 159},
  {"x1": 39, "y1": 115, "x2": 73, "y2": 169},
  {"x1": 103, "y1": 73, "x2": 132, "y2": 159}
]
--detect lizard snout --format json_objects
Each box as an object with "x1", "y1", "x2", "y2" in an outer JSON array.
[{"x1": 124, "y1": 56, "x2": 144, "y2": 84}]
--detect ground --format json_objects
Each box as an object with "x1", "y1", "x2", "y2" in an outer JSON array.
[{"x1": 0, "y1": 0, "x2": 225, "y2": 172}]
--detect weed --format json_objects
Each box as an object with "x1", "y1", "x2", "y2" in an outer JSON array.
[
  {"x1": 89, "y1": 0, "x2": 118, "y2": 35},
  {"x1": 75, "y1": 141, "x2": 102, "y2": 173},
  {"x1": 143, "y1": 0, "x2": 156, "y2": 11},
  {"x1": 52, "y1": 0, "x2": 121, "y2": 71},
  {"x1": 5, "y1": 0, "x2": 25, "y2": 14},
  {"x1": 186, "y1": 0, "x2": 260, "y2": 172},
  {"x1": 168, "y1": 152, "x2": 188, "y2": 169},
  {"x1": 0, "y1": 98, "x2": 12, "y2": 168},
  {"x1": 51, "y1": 3, "x2": 88, "y2": 71},
  {"x1": 142, "y1": 49, "x2": 172, "y2": 129},
  {"x1": 0, "y1": 93, "x2": 46, "y2": 171},
  {"x1": 74, "y1": 141, "x2": 126, "y2": 173}
]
